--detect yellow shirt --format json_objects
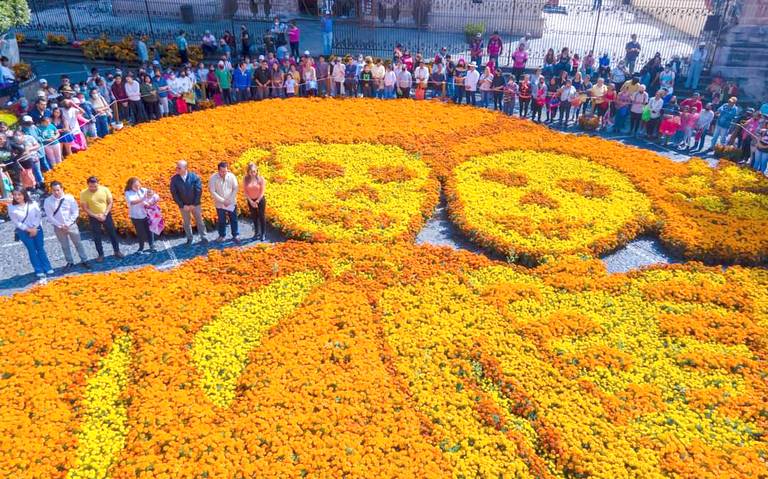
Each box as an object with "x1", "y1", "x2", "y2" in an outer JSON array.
[{"x1": 80, "y1": 185, "x2": 112, "y2": 215}]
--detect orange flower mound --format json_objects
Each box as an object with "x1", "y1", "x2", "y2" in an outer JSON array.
[
  {"x1": 294, "y1": 159, "x2": 346, "y2": 179},
  {"x1": 557, "y1": 178, "x2": 611, "y2": 198},
  {"x1": 480, "y1": 168, "x2": 529, "y2": 187},
  {"x1": 519, "y1": 190, "x2": 561, "y2": 209},
  {"x1": 2, "y1": 243, "x2": 768, "y2": 478},
  {"x1": 368, "y1": 164, "x2": 419, "y2": 183}
]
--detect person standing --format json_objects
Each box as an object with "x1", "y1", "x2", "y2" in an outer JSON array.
[
  {"x1": 209, "y1": 161, "x2": 240, "y2": 243},
  {"x1": 692, "y1": 103, "x2": 715, "y2": 152},
  {"x1": 125, "y1": 177, "x2": 157, "y2": 253},
  {"x1": 558, "y1": 79, "x2": 577, "y2": 126},
  {"x1": 140, "y1": 74, "x2": 159, "y2": 121},
  {"x1": 709, "y1": 97, "x2": 741, "y2": 150},
  {"x1": 646, "y1": 89, "x2": 665, "y2": 139},
  {"x1": 487, "y1": 31, "x2": 503, "y2": 66},
  {"x1": 464, "y1": 62, "x2": 480, "y2": 106},
  {"x1": 80, "y1": 177, "x2": 123, "y2": 262},
  {"x1": 686, "y1": 42, "x2": 708, "y2": 90},
  {"x1": 321, "y1": 11, "x2": 333, "y2": 57},
  {"x1": 397, "y1": 64, "x2": 412, "y2": 99},
  {"x1": 124, "y1": 73, "x2": 146, "y2": 124},
  {"x1": 629, "y1": 84, "x2": 649, "y2": 136},
  {"x1": 625, "y1": 33, "x2": 641, "y2": 75},
  {"x1": 232, "y1": 61, "x2": 251, "y2": 102},
  {"x1": 288, "y1": 21, "x2": 301, "y2": 60},
  {"x1": 170, "y1": 160, "x2": 208, "y2": 245},
  {"x1": 511, "y1": 43, "x2": 528, "y2": 81},
  {"x1": 215, "y1": 61, "x2": 233, "y2": 104},
  {"x1": 8, "y1": 188, "x2": 53, "y2": 281},
  {"x1": 44, "y1": 181, "x2": 90, "y2": 270},
  {"x1": 469, "y1": 33, "x2": 483, "y2": 67},
  {"x1": 243, "y1": 162, "x2": 267, "y2": 241},
  {"x1": 177, "y1": 30, "x2": 189, "y2": 65}
]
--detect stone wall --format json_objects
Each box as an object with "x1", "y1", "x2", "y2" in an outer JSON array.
[
  {"x1": 630, "y1": 0, "x2": 709, "y2": 37},
  {"x1": 710, "y1": 0, "x2": 768, "y2": 102}
]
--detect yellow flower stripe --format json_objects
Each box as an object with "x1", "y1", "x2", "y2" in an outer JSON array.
[
  {"x1": 191, "y1": 271, "x2": 324, "y2": 407},
  {"x1": 67, "y1": 334, "x2": 132, "y2": 479},
  {"x1": 237, "y1": 143, "x2": 439, "y2": 243},
  {"x1": 450, "y1": 150, "x2": 655, "y2": 262}
]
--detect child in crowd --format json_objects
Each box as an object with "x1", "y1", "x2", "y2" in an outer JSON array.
[
  {"x1": 659, "y1": 112, "x2": 682, "y2": 146},
  {"x1": 284, "y1": 74, "x2": 296, "y2": 97},
  {"x1": 678, "y1": 105, "x2": 699, "y2": 149}
]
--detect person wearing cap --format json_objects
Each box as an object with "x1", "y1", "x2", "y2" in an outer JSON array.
[
  {"x1": 469, "y1": 33, "x2": 483, "y2": 67},
  {"x1": 45, "y1": 181, "x2": 90, "y2": 270},
  {"x1": 202, "y1": 30, "x2": 217, "y2": 55},
  {"x1": 321, "y1": 11, "x2": 333, "y2": 57},
  {"x1": 20, "y1": 115, "x2": 51, "y2": 174},
  {"x1": 80, "y1": 176, "x2": 124, "y2": 261},
  {"x1": 686, "y1": 42, "x2": 708, "y2": 90},
  {"x1": 709, "y1": 97, "x2": 741, "y2": 150},
  {"x1": 176, "y1": 30, "x2": 189, "y2": 64},
  {"x1": 464, "y1": 61, "x2": 480, "y2": 106}
]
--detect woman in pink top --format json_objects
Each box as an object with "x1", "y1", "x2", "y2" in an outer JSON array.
[
  {"x1": 288, "y1": 21, "x2": 301, "y2": 60},
  {"x1": 243, "y1": 162, "x2": 267, "y2": 240}
]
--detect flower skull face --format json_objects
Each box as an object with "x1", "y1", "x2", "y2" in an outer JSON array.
[
  {"x1": 450, "y1": 150, "x2": 655, "y2": 261},
  {"x1": 239, "y1": 143, "x2": 438, "y2": 243}
]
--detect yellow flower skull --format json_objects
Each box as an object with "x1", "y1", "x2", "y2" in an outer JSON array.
[{"x1": 237, "y1": 143, "x2": 439, "y2": 243}]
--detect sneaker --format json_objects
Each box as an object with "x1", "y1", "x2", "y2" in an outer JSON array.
[
  {"x1": 63, "y1": 263, "x2": 74, "y2": 271},
  {"x1": 46, "y1": 269, "x2": 54, "y2": 275},
  {"x1": 199, "y1": 237, "x2": 209, "y2": 245},
  {"x1": 37, "y1": 276, "x2": 48, "y2": 285},
  {"x1": 95, "y1": 255, "x2": 105, "y2": 263},
  {"x1": 148, "y1": 247, "x2": 157, "y2": 253},
  {"x1": 81, "y1": 261, "x2": 92, "y2": 269},
  {"x1": 260, "y1": 234, "x2": 266, "y2": 241},
  {"x1": 185, "y1": 238, "x2": 193, "y2": 246},
  {"x1": 215, "y1": 236, "x2": 226, "y2": 243},
  {"x1": 232, "y1": 237, "x2": 241, "y2": 244},
  {"x1": 114, "y1": 252, "x2": 125, "y2": 259}
]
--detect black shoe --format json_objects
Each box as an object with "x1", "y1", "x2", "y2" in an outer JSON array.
[
  {"x1": 185, "y1": 238, "x2": 193, "y2": 246},
  {"x1": 199, "y1": 237, "x2": 209, "y2": 245},
  {"x1": 114, "y1": 252, "x2": 125, "y2": 259},
  {"x1": 63, "y1": 263, "x2": 74, "y2": 271},
  {"x1": 81, "y1": 261, "x2": 92, "y2": 269},
  {"x1": 148, "y1": 247, "x2": 157, "y2": 253}
]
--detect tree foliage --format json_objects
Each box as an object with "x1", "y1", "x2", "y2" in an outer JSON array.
[{"x1": 0, "y1": 0, "x2": 32, "y2": 33}]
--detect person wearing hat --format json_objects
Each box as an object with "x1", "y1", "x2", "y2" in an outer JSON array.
[
  {"x1": 686, "y1": 41, "x2": 708, "y2": 90},
  {"x1": 469, "y1": 33, "x2": 483, "y2": 68},
  {"x1": 487, "y1": 31, "x2": 503, "y2": 66},
  {"x1": 321, "y1": 11, "x2": 333, "y2": 56},
  {"x1": 464, "y1": 61, "x2": 480, "y2": 106},
  {"x1": 708, "y1": 97, "x2": 741, "y2": 150}
]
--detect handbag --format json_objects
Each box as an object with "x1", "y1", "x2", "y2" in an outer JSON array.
[
  {"x1": 641, "y1": 105, "x2": 652, "y2": 122},
  {"x1": 13, "y1": 203, "x2": 30, "y2": 242}
]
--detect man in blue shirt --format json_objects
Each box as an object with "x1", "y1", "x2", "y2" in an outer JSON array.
[
  {"x1": 152, "y1": 69, "x2": 170, "y2": 117},
  {"x1": 176, "y1": 31, "x2": 189, "y2": 65},
  {"x1": 321, "y1": 11, "x2": 333, "y2": 57},
  {"x1": 232, "y1": 61, "x2": 252, "y2": 102},
  {"x1": 709, "y1": 97, "x2": 741, "y2": 150}
]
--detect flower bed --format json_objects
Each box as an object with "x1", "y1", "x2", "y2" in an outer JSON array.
[
  {"x1": 46, "y1": 100, "x2": 768, "y2": 262},
  {"x1": 1, "y1": 243, "x2": 767, "y2": 478}
]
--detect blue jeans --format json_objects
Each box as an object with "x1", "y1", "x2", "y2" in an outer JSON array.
[
  {"x1": 96, "y1": 115, "x2": 110, "y2": 137},
  {"x1": 322, "y1": 32, "x2": 333, "y2": 56},
  {"x1": 710, "y1": 124, "x2": 729, "y2": 148},
  {"x1": 384, "y1": 86, "x2": 395, "y2": 99},
  {"x1": 686, "y1": 61, "x2": 703, "y2": 89},
  {"x1": 753, "y1": 150, "x2": 768, "y2": 173},
  {"x1": 17, "y1": 226, "x2": 52, "y2": 276},
  {"x1": 446, "y1": 79, "x2": 455, "y2": 99},
  {"x1": 216, "y1": 208, "x2": 239, "y2": 238},
  {"x1": 38, "y1": 154, "x2": 51, "y2": 173},
  {"x1": 481, "y1": 91, "x2": 492, "y2": 108},
  {"x1": 31, "y1": 160, "x2": 44, "y2": 185},
  {"x1": 503, "y1": 100, "x2": 515, "y2": 116}
]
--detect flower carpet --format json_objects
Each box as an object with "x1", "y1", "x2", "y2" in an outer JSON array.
[{"x1": 3, "y1": 99, "x2": 768, "y2": 478}]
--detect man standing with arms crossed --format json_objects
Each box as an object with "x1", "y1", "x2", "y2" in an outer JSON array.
[
  {"x1": 80, "y1": 176, "x2": 124, "y2": 262},
  {"x1": 170, "y1": 160, "x2": 208, "y2": 246}
]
